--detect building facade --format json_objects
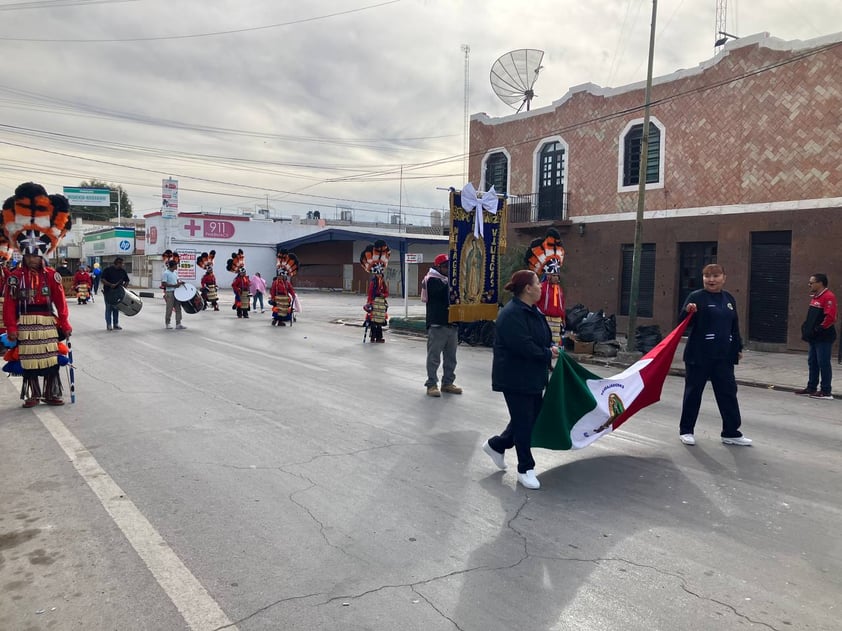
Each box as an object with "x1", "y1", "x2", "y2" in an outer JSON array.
[
  {"x1": 143, "y1": 212, "x2": 447, "y2": 296},
  {"x1": 470, "y1": 31, "x2": 842, "y2": 351}
]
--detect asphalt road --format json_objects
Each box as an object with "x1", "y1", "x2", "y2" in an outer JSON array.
[{"x1": 1, "y1": 292, "x2": 840, "y2": 631}]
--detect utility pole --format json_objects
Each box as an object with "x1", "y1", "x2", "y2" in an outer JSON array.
[
  {"x1": 399, "y1": 164, "x2": 403, "y2": 232},
  {"x1": 626, "y1": 0, "x2": 658, "y2": 352}
]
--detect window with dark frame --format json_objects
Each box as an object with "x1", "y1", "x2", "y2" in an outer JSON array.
[
  {"x1": 620, "y1": 243, "x2": 656, "y2": 317},
  {"x1": 622, "y1": 123, "x2": 661, "y2": 187},
  {"x1": 484, "y1": 152, "x2": 508, "y2": 195},
  {"x1": 538, "y1": 141, "x2": 565, "y2": 220}
]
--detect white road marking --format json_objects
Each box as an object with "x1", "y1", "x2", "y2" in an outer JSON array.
[{"x1": 34, "y1": 406, "x2": 237, "y2": 631}]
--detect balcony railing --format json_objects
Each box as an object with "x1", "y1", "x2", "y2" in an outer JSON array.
[{"x1": 507, "y1": 191, "x2": 569, "y2": 224}]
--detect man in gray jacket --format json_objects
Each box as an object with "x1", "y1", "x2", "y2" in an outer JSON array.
[{"x1": 422, "y1": 254, "x2": 462, "y2": 397}]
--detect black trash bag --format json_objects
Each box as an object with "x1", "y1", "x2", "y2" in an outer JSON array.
[
  {"x1": 457, "y1": 320, "x2": 495, "y2": 347},
  {"x1": 578, "y1": 311, "x2": 617, "y2": 343},
  {"x1": 576, "y1": 310, "x2": 603, "y2": 342},
  {"x1": 600, "y1": 314, "x2": 617, "y2": 342},
  {"x1": 635, "y1": 325, "x2": 662, "y2": 353},
  {"x1": 594, "y1": 339, "x2": 621, "y2": 357},
  {"x1": 565, "y1": 304, "x2": 589, "y2": 332}
]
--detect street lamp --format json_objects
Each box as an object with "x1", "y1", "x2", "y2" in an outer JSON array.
[{"x1": 715, "y1": 31, "x2": 739, "y2": 47}]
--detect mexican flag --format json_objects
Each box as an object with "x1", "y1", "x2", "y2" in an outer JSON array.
[{"x1": 532, "y1": 315, "x2": 692, "y2": 450}]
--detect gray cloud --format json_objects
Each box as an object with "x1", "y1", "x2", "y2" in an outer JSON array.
[{"x1": 0, "y1": 0, "x2": 836, "y2": 221}]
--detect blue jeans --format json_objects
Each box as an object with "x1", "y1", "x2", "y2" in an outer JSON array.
[
  {"x1": 253, "y1": 291, "x2": 264, "y2": 310},
  {"x1": 105, "y1": 302, "x2": 120, "y2": 327},
  {"x1": 807, "y1": 340, "x2": 833, "y2": 394}
]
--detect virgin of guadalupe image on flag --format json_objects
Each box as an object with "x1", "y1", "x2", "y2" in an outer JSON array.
[
  {"x1": 531, "y1": 315, "x2": 692, "y2": 450},
  {"x1": 448, "y1": 183, "x2": 507, "y2": 322}
]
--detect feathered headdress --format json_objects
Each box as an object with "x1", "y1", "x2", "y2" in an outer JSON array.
[
  {"x1": 162, "y1": 249, "x2": 180, "y2": 267},
  {"x1": 276, "y1": 248, "x2": 299, "y2": 279},
  {"x1": 525, "y1": 228, "x2": 565, "y2": 276},
  {"x1": 197, "y1": 250, "x2": 216, "y2": 271},
  {"x1": 359, "y1": 240, "x2": 391, "y2": 274},
  {"x1": 1, "y1": 183, "x2": 71, "y2": 257},
  {"x1": 226, "y1": 248, "x2": 245, "y2": 273}
]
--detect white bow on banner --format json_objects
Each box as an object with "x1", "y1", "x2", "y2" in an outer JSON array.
[{"x1": 460, "y1": 183, "x2": 498, "y2": 238}]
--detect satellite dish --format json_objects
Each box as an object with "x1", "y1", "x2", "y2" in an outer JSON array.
[{"x1": 490, "y1": 49, "x2": 545, "y2": 113}]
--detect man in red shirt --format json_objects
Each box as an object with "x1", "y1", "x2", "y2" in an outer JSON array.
[{"x1": 796, "y1": 273, "x2": 837, "y2": 400}]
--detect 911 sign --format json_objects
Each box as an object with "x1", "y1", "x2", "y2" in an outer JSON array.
[{"x1": 203, "y1": 220, "x2": 235, "y2": 239}]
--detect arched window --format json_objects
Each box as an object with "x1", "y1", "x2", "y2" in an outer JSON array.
[
  {"x1": 618, "y1": 118, "x2": 665, "y2": 190},
  {"x1": 483, "y1": 152, "x2": 508, "y2": 195}
]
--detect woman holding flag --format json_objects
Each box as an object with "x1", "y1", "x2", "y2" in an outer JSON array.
[
  {"x1": 678, "y1": 264, "x2": 752, "y2": 447},
  {"x1": 482, "y1": 270, "x2": 559, "y2": 490}
]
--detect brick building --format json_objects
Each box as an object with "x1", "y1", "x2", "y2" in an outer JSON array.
[{"x1": 470, "y1": 31, "x2": 842, "y2": 351}]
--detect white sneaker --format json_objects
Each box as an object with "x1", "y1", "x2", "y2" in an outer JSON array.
[
  {"x1": 722, "y1": 436, "x2": 753, "y2": 446},
  {"x1": 679, "y1": 434, "x2": 696, "y2": 446},
  {"x1": 176, "y1": 324, "x2": 187, "y2": 330},
  {"x1": 517, "y1": 470, "x2": 540, "y2": 489},
  {"x1": 482, "y1": 441, "x2": 507, "y2": 470}
]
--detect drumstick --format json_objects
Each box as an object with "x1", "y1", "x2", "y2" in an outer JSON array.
[{"x1": 67, "y1": 339, "x2": 76, "y2": 404}]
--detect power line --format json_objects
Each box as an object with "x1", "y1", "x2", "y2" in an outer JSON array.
[
  {"x1": 0, "y1": 0, "x2": 136, "y2": 11},
  {"x1": 0, "y1": 0, "x2": 403, "y2": 42}
]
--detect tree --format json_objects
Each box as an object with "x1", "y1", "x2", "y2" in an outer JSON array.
[{"x1": 71, "y1": 180, "x2": 133, "y2": 221}]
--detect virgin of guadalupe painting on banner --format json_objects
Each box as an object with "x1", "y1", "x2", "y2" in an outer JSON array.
[{"x1": 447, "y1": 183, "x2": 508, "y2": 322}]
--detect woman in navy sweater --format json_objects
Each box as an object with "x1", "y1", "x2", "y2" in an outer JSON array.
[
  {"x1": 678, "y1": 264, "x2": 752, "y2": 447},
  {"x1": 482, "y1": 270, "x2": 559, "y2": 489}
]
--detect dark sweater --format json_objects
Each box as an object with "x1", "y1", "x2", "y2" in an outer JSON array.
[
  {"x1": 425, "y1": 276, "x2": 450, "y2": 328},
  {"x1": 492, "y1": 297, "x2": 553, "y2": 394},
  {"x1": 680, "y1": 289, "x2": 742, "y2": 364},
  {"x1": 101, "y1": 265, "x2": 130, "y2": 292}
]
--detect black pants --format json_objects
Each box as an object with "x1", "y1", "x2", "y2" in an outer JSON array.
[
  {"x1": 679, "y1": 359, "x2": 743, "y2": 437},
  {"x1": 488, "y1": 391, "x2": 543, "y2": 473},
  {"x1": 369, "y1": 322, "x2": 383, "y2": 341}
]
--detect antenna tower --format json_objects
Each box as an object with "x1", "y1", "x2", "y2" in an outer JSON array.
[
  {"x1": 715, "y1": 0, "x2": 727, "y2": 49},
  {"x1": 462, "y1": 44, "x2": 470, "y2": 184}
]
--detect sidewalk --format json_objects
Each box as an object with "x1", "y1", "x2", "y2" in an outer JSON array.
[
  {"x1": 385, "y1": 317, "x2": 836, "y2": 397},
  {"x1": 577, "y1": 338, "x2": 829, "y2": 396}
]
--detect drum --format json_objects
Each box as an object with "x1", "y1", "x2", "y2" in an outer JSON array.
[
  {"x1": 114, "y1": 286, "x2": 143, "y2": 316},
  {"x1": 175, "y1": 283, "x2": 203, "y2": 314}
]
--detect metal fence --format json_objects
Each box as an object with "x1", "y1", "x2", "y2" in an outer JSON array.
[{"x1": 507, "y1": 192, "x2": 569, "y2": 223}]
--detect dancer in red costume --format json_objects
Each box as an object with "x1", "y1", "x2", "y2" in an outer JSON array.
[
  {"x1": 1, "y1": 182, "x2": 72, "y2": 407},
  {"x1": 197, "y1": 251, "x2": 218, "y2": 311},
  {"x1": 526, "y1": 229, "x2": 566, "y2": 346},
  {"x1": 360, "y1": 240, "x2": 390, "y2": 343},
  {"x1": 73, "y1": 264, "x2": 92, "y2": 304},
  {"x1": 271, "y1": 249, "x2": 299, "y2": 326}
]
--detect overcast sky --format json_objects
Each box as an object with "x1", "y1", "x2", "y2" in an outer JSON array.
[{"x1": 0, "y1": 0, "x2": 836, "y2": 224}]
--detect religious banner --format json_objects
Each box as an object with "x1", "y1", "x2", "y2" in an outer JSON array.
[{"x1": 447, "y1": 184, "x2": 508, "y2": 322}]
